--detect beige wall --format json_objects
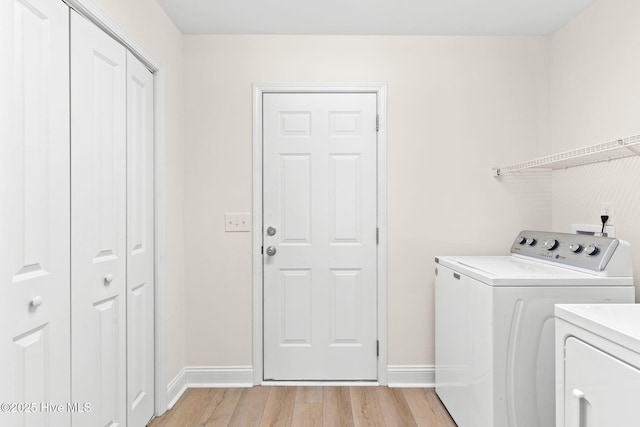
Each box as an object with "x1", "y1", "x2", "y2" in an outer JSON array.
[
  {"x1": 550, "y1": 0, "x2": 640, "y2": 298},
  {"x1": 91, "y1": 0, "x2": 186, "y2": 381},
  {"x1": 182, "y1": 35, "x2": 552, "y2": 366},
  {"x1": 88, "y1": 0, "x2": 640, "y2": 379}
]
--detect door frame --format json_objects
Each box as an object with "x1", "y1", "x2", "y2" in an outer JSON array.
[
  {"x1": 252, "y1": 83, "x2": 388, "y2": 385},
  {"x1": 64, "y1": 0, "x2": 168, "y2": 415}
]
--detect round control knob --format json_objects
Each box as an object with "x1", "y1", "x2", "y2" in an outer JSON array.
[
  {"x1": 569, "y1": 243, "x2": 582, "y2": 253},
  {"x1": 585, "y1": 244, "x2": 599, "y2": 256},
  {"x1": 526, "y1": 238, "x2": 537, "y2": 246},
  {"x1": 543, "y1": 239, "x2": 558, "y2": 250},
  {"x1": 517, "y1": 236, "x2": 526, "y2": 245}
]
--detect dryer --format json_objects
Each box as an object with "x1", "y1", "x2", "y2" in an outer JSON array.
[
  {"x1": 555, "y1": 304, "x2": 640, "y2": 427},
  {"x1": 434, "y1": 230, "x2": 635, "y2": 427}
]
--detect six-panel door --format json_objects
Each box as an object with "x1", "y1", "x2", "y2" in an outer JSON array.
[{"x1": 263, "y1": 93, "x2": 378, "y2": 380}]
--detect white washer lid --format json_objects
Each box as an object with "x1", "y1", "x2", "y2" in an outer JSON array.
[
  {"x1": 439, "y1": 256, "x2": 595, "y2": 278},
  {"x1": 435, "y1": 255, "x2": 635, "y2": 286}
]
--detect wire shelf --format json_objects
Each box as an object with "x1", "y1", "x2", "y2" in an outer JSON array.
[{"x1": 493, "y1": 134, "x2": 640, "y2": 177}]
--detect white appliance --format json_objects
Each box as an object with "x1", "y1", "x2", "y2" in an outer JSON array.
[
  {"x1": 435, "y1": 230, "x2": 635, "y2": 427},
  {"x1": 555, "y1": 304, "x2": 640, "y2": 427}
]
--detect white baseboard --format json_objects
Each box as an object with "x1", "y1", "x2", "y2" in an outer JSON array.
[
  {"x1": 262, "y1": 381, "x2": 380, "y2": 387},
  {"x1": 387, "y1": 365, "x2": 435, "y2": 388},
  {"x1": 166, "y1": 367, "x2": 187, "y2": 409},
  {"x1": 166, "y1": 364, "x2": 432, "y2": 409},
  {"x1": 166, "y1": 366, "x2": 254, "y2": 409},
  {"x1": 184, "y1": 365, "x2": 254, "y2": 388}
]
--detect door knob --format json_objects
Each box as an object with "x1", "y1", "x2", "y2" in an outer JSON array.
[
  {"x1": 104, "y1": 274, "x2": 114, "y2": 284},
  {"x1": 29, "y1": 296, "x2": 43, "y2": 308},
  {"x1": 266, "y1": 226, "x2": 277, "y2": 236},
  {"x1": 266, "y1": 246, "x2": 277, "y2": 256}
]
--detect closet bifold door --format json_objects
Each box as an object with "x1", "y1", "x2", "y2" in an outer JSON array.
[
  {"x1": 0, "y1": 1, "x2": 71, "y2": 426},
  {"x1": 126, "y1": 51, "x2": 155, "y2": 427},
  {"x1": 70, "y1": 10, "x2": 127, "y2": 427}
]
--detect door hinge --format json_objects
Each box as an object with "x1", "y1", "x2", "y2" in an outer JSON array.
[
  {"x1": 376, "y1": 340, "x2": 379, "y2": 357},
  {"x1": 376, "y1": 227, "x2": 379, "y2": 245},
  {"x1": 376, "y1": 114, "x2": 380, "y2": 132},
  {"x1": 261, "y1": 246, "x2": 264, "y2": 254}
]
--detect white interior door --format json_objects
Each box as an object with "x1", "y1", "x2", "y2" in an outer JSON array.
[
  {"x1": 71, "y1": 10, "x2": 127, "y2": 426},
  {"x1": 263, "y1": 92, "x2": 378, "y2": 380},
  {"x1": 0, "y1": 1, "x2": 70, "y2": 425},
  {"x1": 126, "y1": 51, "x2": 155, "y2": 427}
]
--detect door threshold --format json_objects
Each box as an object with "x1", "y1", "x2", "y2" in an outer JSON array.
[{"x1": 261, "y1": 381, "x2": 380, "y2": 387}]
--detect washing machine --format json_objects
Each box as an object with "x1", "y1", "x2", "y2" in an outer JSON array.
[
  {"x1": 555, "y1": 304, "x2": 640, "y2": 427},
  {"x1": 434, "y1": 230, "x2": 635, "y2": 427}
]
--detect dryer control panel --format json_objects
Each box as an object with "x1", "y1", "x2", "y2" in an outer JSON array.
[{"x1": 511, "y1": 230, "x2": 628, "y2": 273}]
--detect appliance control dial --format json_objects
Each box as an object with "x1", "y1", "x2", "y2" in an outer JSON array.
[
  {"x1": 544, "y1": 239, "x2": 558, "y2": 250},
  {"x1": 585, "y1": 244, "x2": 599, "y2": 256},
  {"x1": 569, "y1": 243, "x2": 582, "y2": 253},
  {"x1": 526, "y1": 238, "x2": 537, "y2": 246},
  {"x1": 517, "y1": 236, "x2": 526, "y2": 245}
]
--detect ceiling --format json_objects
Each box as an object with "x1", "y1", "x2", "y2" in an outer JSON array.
[{"x1": 155, "y1": 0, "x2": 596, "y2": 36}]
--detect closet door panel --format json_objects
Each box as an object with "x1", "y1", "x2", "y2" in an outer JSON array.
[
  {"x1": 70, "y1": 10, "x2": 127, "y2": 427},
  {"x1": 126, "y1": 51, "x2": 155, "y2": 427},
  {"x1": 0, "y1": 1, "x2": 71, "y2": 426}
]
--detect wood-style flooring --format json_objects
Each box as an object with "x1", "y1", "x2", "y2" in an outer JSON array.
[{"x1": 148, "y1": 386, "x2": 457, "y2": 427}]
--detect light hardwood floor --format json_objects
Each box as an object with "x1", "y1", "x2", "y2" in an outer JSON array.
[{"x1": 148, "y1": 386, "x2": 457, "y2": 427}]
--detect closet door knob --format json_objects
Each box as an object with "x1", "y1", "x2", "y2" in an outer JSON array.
[
  {"x1": 30, "y1": 296, "x2": 43, "y2": 308},
  {"x1": 104, "y1": 274, "x2": 114, "y2": 284}
]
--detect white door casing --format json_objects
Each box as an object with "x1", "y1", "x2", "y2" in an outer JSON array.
[
  {"x1": 71, "y1": 10, "x2": 127, "y2": 426},
  {"x1": 0, "y1": 0, "x2": 71, "y2": 425},
  {"x1": 127, "y1": 50, "x2": 156, "y2": 427},
  {"x1": 262, "y1": 92, "x2": 378, "y2": 380}
]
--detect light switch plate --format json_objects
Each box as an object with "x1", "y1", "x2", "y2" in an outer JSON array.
[{"x1": 225, "y1": 213, "x2": 251, "y2": 232}]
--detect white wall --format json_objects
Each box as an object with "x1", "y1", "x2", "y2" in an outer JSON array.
[
  {"x1": 76, "y1": 0, "x2": 640, "y2": 383},
  {"x1": 89, "y1": 0, "x2": 640, "y2": 380},
  {"x1": 91, "y1": 0, "x2": 186, "y2": 381},
  {"x1": 550, "y1": 0, "x2": 640, "y2": 298},
  {"x1": 182, "y1": 35, "x2": 552, "y2": 367}
]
